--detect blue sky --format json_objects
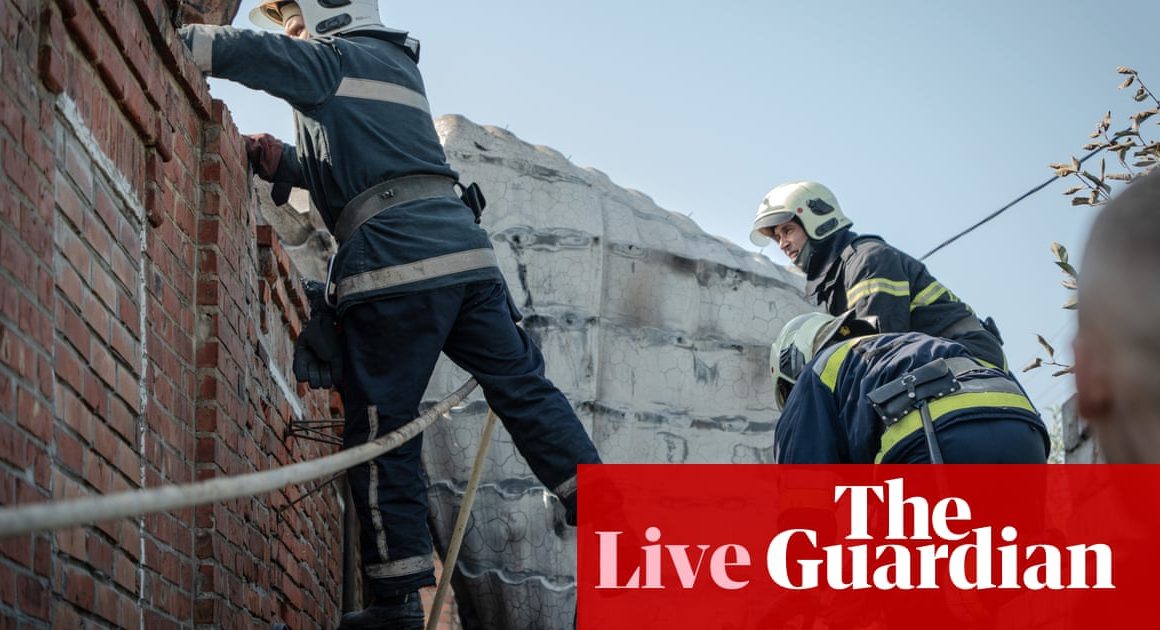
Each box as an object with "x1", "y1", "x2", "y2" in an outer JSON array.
[{"x1": 212, "y1": 1, "x2": 1160, "y2": 416}]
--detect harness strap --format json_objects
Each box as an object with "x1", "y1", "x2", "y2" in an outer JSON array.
[
  {"x1": 335, "y1": 174, "x2": 459, "y2": 243},
  {"x1": 335, "y1": 248, "x2": 498, "y2": 301}
]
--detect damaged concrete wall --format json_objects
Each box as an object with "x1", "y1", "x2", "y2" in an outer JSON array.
[{"x1": 416, "y1": 116, "x2": 813, "y2": 629}]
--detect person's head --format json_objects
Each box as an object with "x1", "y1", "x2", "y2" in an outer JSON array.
[
  {"x1": 1073, "y1": 169, "x2": 1160, "y2": 462},
  {"x1": 250, "y1": 0, "x2": 388, "y2": 39},
  {"x1": 770, "y1": 310, "x2": 876, "y2": 409},
  {"x1": 750, "y1": 181, "x2": 852, "y2": 270}
]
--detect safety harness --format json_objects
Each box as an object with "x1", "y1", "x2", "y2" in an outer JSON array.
[
  {"x1": 868, "y1": 357, "x2": 1033, "y2": 463},
  {"x1": 324, "y1": 175, "x2": 490, "y2": 306}
]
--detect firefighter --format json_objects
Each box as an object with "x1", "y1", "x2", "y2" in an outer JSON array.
[
  {"x1": 751, "y1": 181, "x2": 1007, "y2": 369},
  {"x1": 1074, "y1": 170, "x2": 1160, "y2": 463},
  {"x1": 179, "y1": 3, "x2": 601, "y2": 627},
  {"x1": 770, "y1": 310, "x2": 1049, "y2": 464}
]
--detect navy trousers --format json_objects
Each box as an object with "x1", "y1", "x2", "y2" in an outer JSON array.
[
  {"x1": 339, "y1": 280, "x2": 601, "y2": 597},
  {"x1": 889, "y1": 417, "x2": 1049, "y2": 463}
]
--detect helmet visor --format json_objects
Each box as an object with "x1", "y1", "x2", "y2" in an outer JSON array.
[
  {"x1": 250, "y1": 1, "x2": 299, "y2": 29},
  {"x1": 750, "y1": 210, "x2": 795, "y2": 246}
]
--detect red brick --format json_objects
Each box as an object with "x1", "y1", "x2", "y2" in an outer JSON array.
[
  {"x1": 56, "y1": 225, "x2": 90, "y2": 282},
  {"x1": 52, "y1": 599, "x2": 83, "y2": 628},
  {"x1": 89, "y1": 340, "x2": 116, "y2": 388},
  {"x1": 54, "y1": 426, "x2": 83, "y2": 474},
  {"x1": 17, "y1": 572, "x2": 48, "y2": 620},
  {"x1": 113, "y1": 551, "x2": 136, "y2": 591},
  {"x1": 0, "y1": 532, "x2": 31, "y2": 567},
  {"x1": 16, "y1": 386, "x2": 50, "y2": 444},
  {"x1": 57, "y1": 303, "x2": 88, "y2": 355},
  {"x1": 196, "y1": 279, "x2": 219, "y2": 306},
  {"x1": 63, "y1": 138, "x2": 94, "y2": 205},
  {"x1": 110, "y1": 322, "x2": 137, "y2": 366},
  {"x1": 94, "y1": 580, "x2": 120, "y2": 624},
  {"x1": 93, "y1": 180, "x2": 121, "y2": 236},
  {"x1": 55, "y1": 255, "x2": 84, "y2": 308},
  {"x1": 62, "y1": 564, "x2": 94, "y2": 609},
  {"x1": 115, "y1": 365, "x2": 141, "y2": 413},
  {"x1": 53, "y1": 355, "x2": 84, "y2": 418},
  {"x1": 155, "y1": 113, "x2": 173, "y2": 162},
  {"x1": 117, "y1": 293, "x2": 140, "y2": 330},
  {"x1": 110, "y1": 244, "x2": 136, "y2": 290},
  {"x1": 106, "y1": 395, "x2": 135, "y2": 444},
  {"x1": 121, "y1": 78, "x2": 155, "y2": 142},
  {"x1": 86, "y1": 533, "x2": 114, "y2": 574},
  {"x1": 60, "y1": 0, "x2": 99, "y2": 58}
]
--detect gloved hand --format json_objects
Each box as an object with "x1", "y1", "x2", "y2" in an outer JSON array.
[
  {"x1": 244, "y1": 133, "x2": 292, "y2": 205},
  {"x1": 243, "y1": 133, "x2": 284, "y2": 181},
  {"x1": 294, "y1": 303, "x2": 343, "y2": 390}
]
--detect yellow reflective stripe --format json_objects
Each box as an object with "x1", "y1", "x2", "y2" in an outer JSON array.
[
  {"x1": 874, "y1": 391, "x2": 1035, "y2": 463},
  {"x1": 909, "y1": 281, "x2": 948, "y2": 311},
  {"x1": 846, "y1": 278, "x2": 910, "y2": 305},
  {"x1": 819, "y1": 341, "x2": 855, "y2": 391}
]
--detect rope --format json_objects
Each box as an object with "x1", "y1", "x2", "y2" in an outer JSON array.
[
  {"x1": 0, "y1": 378, "x2": 479, "y2": 538},
  {"x1": 918, "y1": 147, "x2": 1104, "y2": 261},
  {"x1": 427, "y1": 409, "x2": 498, "y2": 630}
]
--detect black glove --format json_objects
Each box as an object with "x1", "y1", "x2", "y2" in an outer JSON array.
[
  {"x1": 294, "y1": 282, "x2": 343, "y2": 389},
  {"x1": 244, "y1": 133, "x2": 292, "y2": 206},
  {"x1": 243, "y1": 133, "x2": 284, "y2": 181}
]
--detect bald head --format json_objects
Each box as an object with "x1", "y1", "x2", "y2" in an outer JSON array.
[{"x1": 1074, "y1": 169, "x2": 1160, "y2": 462}]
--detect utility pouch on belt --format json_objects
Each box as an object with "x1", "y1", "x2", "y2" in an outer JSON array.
[
  {"x1": 867, "y1": 359, "x2": 960, "y2": 424},
  {"x1": 868, "y1": 358, "x2": 963, "y2": 463},
  {"x1": 458, "y1": 182, "x2": 487, "y2": 224}
]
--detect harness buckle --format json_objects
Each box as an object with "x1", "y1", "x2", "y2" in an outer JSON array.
[{"x1": 324, "y1": 253, "x2": 339, "y2": 309}]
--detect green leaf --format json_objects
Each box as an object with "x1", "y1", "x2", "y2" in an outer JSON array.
[
  {"x1": 1055, "y1": 260, "x2": 1078, "y2": 278},
  {"x1": 1051, "y1": 242, "x2": 1068, "y2": 263},
  {"x1": 1136, "y1": 87, "x2": 1149, "y2": 102},
  {"x1": 1022, "y1": 357, "x2": 1043, "y2": 373}
]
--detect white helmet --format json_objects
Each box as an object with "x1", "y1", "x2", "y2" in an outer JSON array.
[
  {"x1": 771, "y1": 310, "x2": 872, "y2": 409},
  {"x1": 750, "y1": 181, "x2": 852, "y2": 246},
  {"x1": 250, "y1": 0, "x2": 390, "y2": 38}
]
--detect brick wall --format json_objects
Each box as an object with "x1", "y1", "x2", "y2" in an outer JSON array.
[{"x1": 0, "y1": 0, "x2": 342, "y2": 626}]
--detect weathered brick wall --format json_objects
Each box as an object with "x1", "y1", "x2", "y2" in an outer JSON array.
[{"x1": 1, "y1": 0, "x2": 342, "y2": 626}]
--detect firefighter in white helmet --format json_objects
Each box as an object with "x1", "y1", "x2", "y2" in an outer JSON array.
[
  {"x1": 752, "y1": 181, "x2": 1008, "y2": 370},
  {"x1": 179, "y1": 4, "x2": 601, "y2": 628},
  {"x1": 770, "y1": 310, "x2": 1048, "y2": 464}
]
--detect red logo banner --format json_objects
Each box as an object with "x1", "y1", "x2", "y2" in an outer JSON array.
[{"x1": 577, "y1": 465, "x2": 1160, "y2": 629}]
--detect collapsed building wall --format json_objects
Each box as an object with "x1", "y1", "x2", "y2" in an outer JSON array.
[{"x1": 1, "y1": 1, "x2": 340, "y2": 626}]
